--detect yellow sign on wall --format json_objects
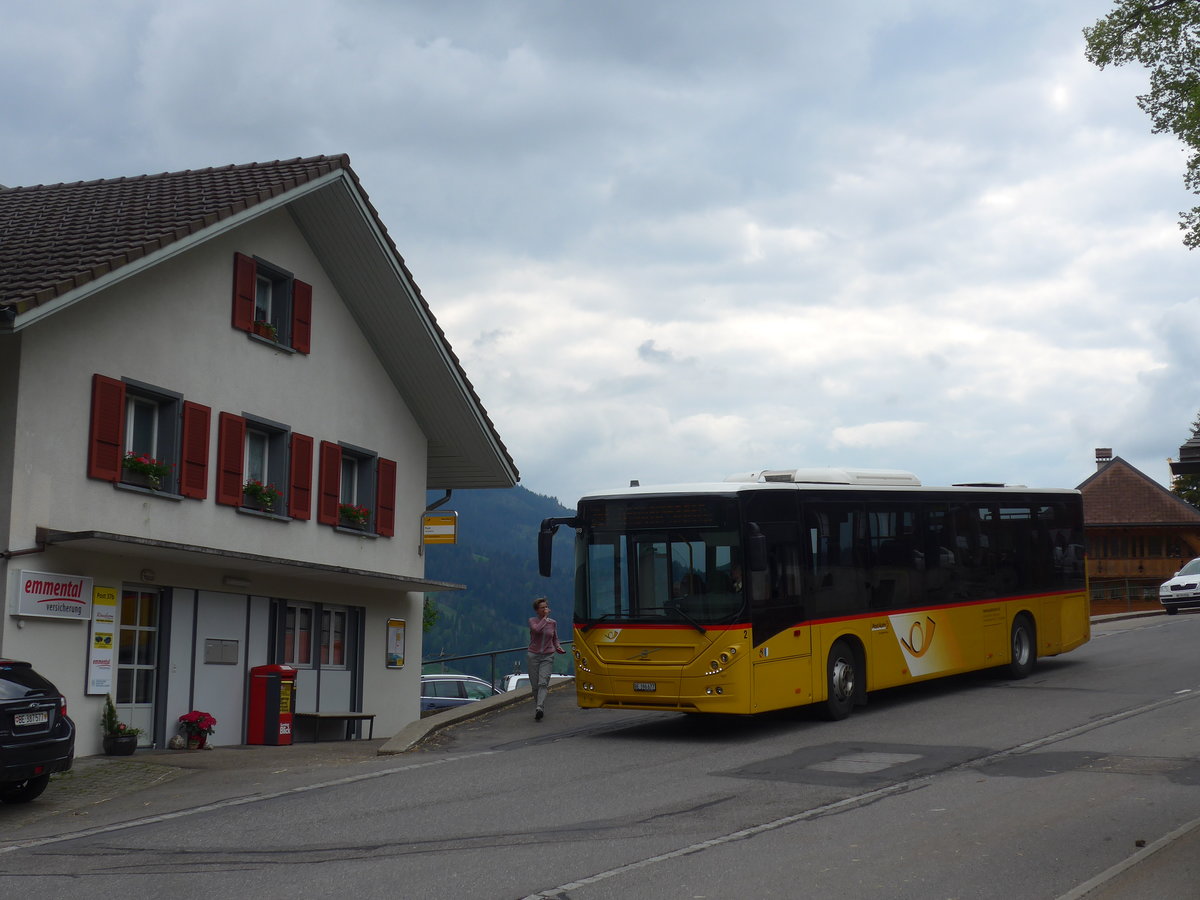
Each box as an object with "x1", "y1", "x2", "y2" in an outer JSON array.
[{"x1": 422, "y1": 512, "x2": 458, "y2": 545}]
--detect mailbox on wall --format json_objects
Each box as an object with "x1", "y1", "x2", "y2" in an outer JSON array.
[{"x1": 247, "y1": 664, "x2": 297, "y2": 745}]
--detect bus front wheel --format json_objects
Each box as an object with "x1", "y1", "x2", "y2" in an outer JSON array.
[
  {"x1": 1007, "y1": 615, "x2": 1036, "y2": 679},
  {"x1": 823, "y1": 640, "x2": 857, "y2": 720}
]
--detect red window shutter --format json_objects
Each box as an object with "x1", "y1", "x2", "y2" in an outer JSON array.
[
  {"x1": 317, "y1": 441, "x2": 342, "y2": 525},
  {"x1": 179, "y1": 402, "x2": 211, "y2": 499},
  {"x1": 289, "y1": 433, "x2": 314, "y2": 520},
  {"x1": 291, "y1": 279, "x2": 312, "y2": 354},
  {"x1": 232, "y1": 253, "x2": 256, "y2": 332},
  {"x1": 376, "y1": 457, "x2": 397, "y2": 537},
  {"x1": 87, "y1": 374, "x2": 126, "y2": 481},
  {"x1": 216, "y1": 413, "x2": 246, "y2": 506}
]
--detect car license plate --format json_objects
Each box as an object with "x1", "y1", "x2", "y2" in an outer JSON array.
[
  {"x1": 14, "y1": 711, "x2": 48, "y2": 726},
  {"x1": 633, "y1": 682, "x2": 657, "y2": 692}
]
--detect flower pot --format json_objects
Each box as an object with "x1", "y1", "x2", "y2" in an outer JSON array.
[
  {"x1": 252, "y1": 321, "x2": 278, "y2": 340},
  {"x1": 186, "y1": 733, "x2": 207, "y2": 750},
  {"x1": 123, "y1": 469, "x2": 161, "y2": 490},
  {"x1": 103, "y1": 734, "x2": 138, "y2": 756},
  {"x1": 339, "y1": 515, "x2": 368, "y2": 530},
  {"x1": 243, "y1": 493, "x2": 275, "y2": 513}
]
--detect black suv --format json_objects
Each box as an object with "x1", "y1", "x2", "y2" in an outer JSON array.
[{"x1": 0, "y1": 660, "x2": 75, "y2": 803}]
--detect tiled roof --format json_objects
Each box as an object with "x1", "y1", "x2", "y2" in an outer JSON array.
[
  {"x1": 0, "y1": 155, "x2": 350, "y2": 312},
  {"x1": 1076, "y1": 457, "x2": 1200, "y2": 525}
]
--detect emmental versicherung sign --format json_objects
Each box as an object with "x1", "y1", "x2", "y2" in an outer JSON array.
[{"x1": 14, "y1": 570, "x2": 93, "y2": 620}]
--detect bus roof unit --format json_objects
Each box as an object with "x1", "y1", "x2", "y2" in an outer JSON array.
[{"x1": 724, "y1": 468, "x2": 923, "y2": 487}]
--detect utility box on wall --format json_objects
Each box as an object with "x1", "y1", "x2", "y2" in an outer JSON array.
[{"x1": 247, "y1": 664, "x2": 297, "y2": 745}]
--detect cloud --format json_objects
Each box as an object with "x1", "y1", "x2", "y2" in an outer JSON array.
[{"x1": 3, "y1": 0, "x2": 1196, "y2": 503}]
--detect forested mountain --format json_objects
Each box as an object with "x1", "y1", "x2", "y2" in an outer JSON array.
[{"x1": 421, "y1": 486, "x2": 575, "y2": 679}]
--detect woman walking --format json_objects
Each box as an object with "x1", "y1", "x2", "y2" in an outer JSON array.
[{"x1": 527, "y1": 597, "x2": 565, "y2": 720}]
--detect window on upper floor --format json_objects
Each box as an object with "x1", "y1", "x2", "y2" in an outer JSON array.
[
  {"x1": 216, "y1": 412, "x2": 313, "y2": 519},
  {"x1": 232, "y1": 252, "x2": 312, "y2": 353},
  {"x1": 88, "y1": 374, "x2": 210, "y2": 498},
  {"x1": 317, "y1": 440, "x2": 397, "y2": 537}
]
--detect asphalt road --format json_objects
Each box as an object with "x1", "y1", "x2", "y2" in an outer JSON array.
[{"x1": 2, "y1": 613, "x2": 1198, "y2": 899}]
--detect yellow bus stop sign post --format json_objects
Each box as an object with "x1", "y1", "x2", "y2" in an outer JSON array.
[{"x1": 423, "y1": 512, "x2": 458, "y2": 545}]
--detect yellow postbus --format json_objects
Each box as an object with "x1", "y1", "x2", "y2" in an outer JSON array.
[{"x1": 538, "y1": 468, "x2": 1089, "y2": 719}]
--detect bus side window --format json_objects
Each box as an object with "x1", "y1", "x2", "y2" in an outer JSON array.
[{"x1": 805, "y1": 503, "x2": 867, "y2": 619}]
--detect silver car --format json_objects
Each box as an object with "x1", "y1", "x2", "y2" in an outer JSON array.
[{"x1": 1159, "y1": 558, "x2": 1200, "y2": 615}]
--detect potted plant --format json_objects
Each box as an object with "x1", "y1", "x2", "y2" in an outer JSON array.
[
  {"x1": 122, "y1": 452, "x2": 172, "y2": 490},
  {"x1": 177, "y1": 710, "x2": 217, "y2": 749},
  {"x1": 252, "y1": 319, "x2": 278, "y2": 341},
  {"x1": 101, "y1": 694, "x2": 141, "y2": 755},
  {"x1": 338, "y1": 503, "x2": 370, "y2": 529},
  {"x1": 243, "y1": 479, "x2": 281, "y2": 512}
]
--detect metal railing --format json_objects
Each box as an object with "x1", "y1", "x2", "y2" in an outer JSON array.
[{"x1": 422, "y1": 641, "x2": 575, "y2": 690}]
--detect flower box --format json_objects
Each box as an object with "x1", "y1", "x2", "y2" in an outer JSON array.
[
  {"x1": 122, "y1": 452, "x2": 171, "y2": 490},
  {"x1": 338, "y1": 503, "x2": 370, "y2": 529},
  {"x1": 252, "y1": 320, "x2": 278, "y2": 341},
  {"x1": 243, "y1": 480, "x2": 281, "y2": 512}
]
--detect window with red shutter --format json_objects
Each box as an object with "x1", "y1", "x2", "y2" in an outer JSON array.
[
  {"x1": 216, "y1": 413, "x2": 247, "y2": 506},
  {"x1": 90, "y1": 375, "x2": 191, "y2": 496},
  {"x1": 318, "y1": 441, "x2": 342, "y2": 525},
  {"x1": 88, "y1": 374, "x2": 126, "y2": 482},
  {"x1": 233, "y1": 253, "x2": 311, "y2": 354},
  {"x1": 376, "y1": 458, "x2": 397, "y2": 538},
  {"x1": 289, "y1": 433, "x2": 314, "y2": 520},
  {"x1": 179, "y1": 402, "x2": 211, "y2": 500}
]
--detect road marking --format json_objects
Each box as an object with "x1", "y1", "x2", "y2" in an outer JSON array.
[
  {"x1": 0, "y1": 750, "x2": 496, "y2": 856},
  {"x1": 523, "y1": 689, "x2": 1200, "y2": 899}
]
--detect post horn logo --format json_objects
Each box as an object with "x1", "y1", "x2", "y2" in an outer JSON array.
[{"x1": 899, "y1": 616, "x2": 937, "y2": 658}]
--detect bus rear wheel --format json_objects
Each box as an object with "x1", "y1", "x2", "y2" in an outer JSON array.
[
  {"x1": 823, "y1": 640, "x2": 857, "y2": 720},
  {"x1": 1007, "y1": 615, "x2": 1036, "y2": 679}
]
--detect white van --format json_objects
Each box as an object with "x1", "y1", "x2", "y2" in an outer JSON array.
[{"x1": 501, "y1": 673, "x2": 573, "y2": 693}]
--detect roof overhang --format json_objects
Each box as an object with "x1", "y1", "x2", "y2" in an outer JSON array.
[{"x1": 34, "y1": 528, "x2": 462, "y2": 593}]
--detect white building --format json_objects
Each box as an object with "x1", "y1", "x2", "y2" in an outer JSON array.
[{"x1": 0, "y1": 155, "x2": 517, "y2": 754}]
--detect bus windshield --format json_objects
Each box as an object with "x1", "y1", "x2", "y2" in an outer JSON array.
[{"x1": 575, "y1": 496, "x2": 747, "y2": 627}]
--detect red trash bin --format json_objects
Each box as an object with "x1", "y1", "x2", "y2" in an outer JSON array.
[{"x1": 247, "y1": 664, "x2": 297, "y2": 745}]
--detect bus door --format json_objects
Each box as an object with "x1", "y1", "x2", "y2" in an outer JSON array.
[{"x1": 744, "y1": 498, "x2": 810, "y2": 712}]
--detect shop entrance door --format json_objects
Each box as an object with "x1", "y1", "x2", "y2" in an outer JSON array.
[{"x1": 116, "y1": 587, "x2": 159, "y2": 746}]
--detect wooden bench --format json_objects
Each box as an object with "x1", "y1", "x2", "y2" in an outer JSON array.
[{"x1": 293, "y1": 711, "x2": 375, "y2": 742}]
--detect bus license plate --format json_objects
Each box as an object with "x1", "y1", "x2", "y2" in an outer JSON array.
[
  {"x1": 633, "y1": 682, "x2": 657, "y2": 692},
  {"x1": 14, "y1": 711, "x2": 48, "y2": 726}
]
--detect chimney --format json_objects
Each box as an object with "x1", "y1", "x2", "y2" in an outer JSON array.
[{"x1": 1095, "y1": 448, "x2": 1112, "y2": 470}]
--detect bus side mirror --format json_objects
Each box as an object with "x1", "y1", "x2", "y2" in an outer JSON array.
[
  {"x1": 538, "y1": 528, "x2": 556, "y2": 578},
  {"x1": 538, "y1": 516, "x2": 578, "y2": 578},
  {"x1": 747, "y1": 525, "x2": 768, "y2": 573}
]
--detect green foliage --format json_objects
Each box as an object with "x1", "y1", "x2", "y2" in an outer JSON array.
[
  {"x1": 1172, "y1": 408, "x2": 1200, "y2": 506},
  {"x1": 102, "y1": 693, "x2": 142, "y2": 738},
  {"x1": 421, "y1": 485, "x2": 575, "y2": 680},
  {"x1": 1084, "y1": 0, "x2": 1200, "y2": 247},
  {"x1": 1173, "y1": 473, "x2": 1200, "y2": 506}
]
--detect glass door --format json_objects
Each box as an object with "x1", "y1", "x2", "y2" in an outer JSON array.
[{"x1": 116, "y1": 588, "x2": 159, "y2": 746}]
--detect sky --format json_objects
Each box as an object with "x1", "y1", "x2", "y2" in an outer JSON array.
[{"x1": 5, "y1": 1, "x2": 1199, "y2": 506}]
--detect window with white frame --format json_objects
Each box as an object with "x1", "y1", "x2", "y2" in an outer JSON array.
[
  {"x1": 283, "y1": 602, "x2": 315, "y2": 667},
  {"x1": 320, "y1": 608, "x2": 347, "y2": 667},
  {"x1": 121, "y1": 381, "x2": 182, "y2": 492},
  {"x1": 233, "y1": 253, "x2": 311, "y2": 352},
  {"x1": 339, "y1": 445, "x2": 376, "y2": 528}
]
